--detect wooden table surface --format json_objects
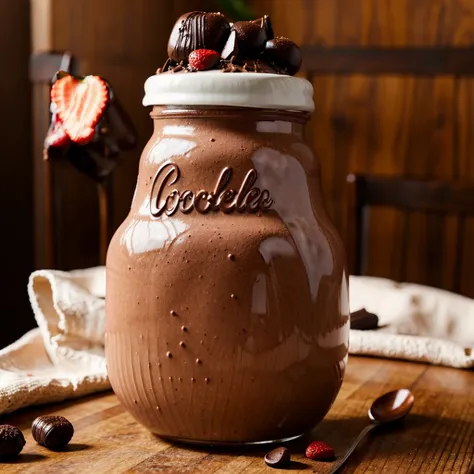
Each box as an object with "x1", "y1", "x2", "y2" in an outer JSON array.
[{"x1": 1, "y1": 356, "x2": 473, "y2": 473}]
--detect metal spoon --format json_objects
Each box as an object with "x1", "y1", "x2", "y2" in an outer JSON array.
[{"x1": 329, "y1": 388, "x2": 415, "y2": 473}]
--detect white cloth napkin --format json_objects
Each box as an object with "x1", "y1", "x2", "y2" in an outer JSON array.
[
  {"x1": 350, "y1": 276, "x2": 474, "y2": 369},
  {"x1": 0, "y1": 267, "x2": 108, "y2": 416},
  {"x1": 0, "y1": 267, "x2": 472, "y2": 416}
]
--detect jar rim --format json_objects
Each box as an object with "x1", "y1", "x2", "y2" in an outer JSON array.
[
  {"x1": 143, "y1": 71, "x2": 314, "y2": 113},
  {"x1": 150, "y1": 106, "x2": 310, "y2": 123}
]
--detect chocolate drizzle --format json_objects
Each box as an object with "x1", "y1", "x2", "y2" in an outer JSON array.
[
  {"x1": 157, "y1": 59, "x2": 191, "y2": 74},
  {"x1": 221, "y1": 57, "x2": 277, "y2": 74}
]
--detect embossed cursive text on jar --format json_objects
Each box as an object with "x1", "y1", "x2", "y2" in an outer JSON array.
[{"x1": 149, "y1": 163, "x2": 274, "y2": 217}]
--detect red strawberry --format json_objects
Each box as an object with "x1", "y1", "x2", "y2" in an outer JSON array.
[
  {"x1": 45, "y1": 117, "x2": 70, "y2": 149},
  {"x1": 305, "y1": 441, "x2": 335, "y2": 461},
  {"x1": 51, "y1": 74, "x2": 109, "y2": 144},
  {"x1": 188, "y1": 49, "x2": 220, "y2": 71}
]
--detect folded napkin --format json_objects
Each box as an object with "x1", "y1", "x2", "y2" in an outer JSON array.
[
  {"x1": 350, "y1": 277, "x2": 474, "y2": 369},
  {"x1": 0, "y1": 268, "x2": 108, "y2": 416},
  {"x1": 0, "y1": 267, "x2": 472, "y2": 416}
]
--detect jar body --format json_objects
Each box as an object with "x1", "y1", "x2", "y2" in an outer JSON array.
[{"x1": 105, "y1": 107, "x2": 349, "y2": 445}]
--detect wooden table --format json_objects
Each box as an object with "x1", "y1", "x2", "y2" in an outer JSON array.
[{"x1": 1, "y1": 356, "x2": 473, "y2": 473}]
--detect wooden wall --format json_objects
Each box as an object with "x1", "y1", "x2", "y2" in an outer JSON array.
[
  {"x1": 250, "y1": 0, "x2": 474, "y2": 297},
  {"x1": 0, "y1": 0, "x2": 33, "y2": 347}
]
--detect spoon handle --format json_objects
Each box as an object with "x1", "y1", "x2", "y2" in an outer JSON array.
[{"x1": 328, "y1": 424, "x2": 376, "y2": 474}]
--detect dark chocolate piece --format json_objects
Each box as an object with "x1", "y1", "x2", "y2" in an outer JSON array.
[
  {"x1": 350, "y1": 308, "x2": 379, "y2": 330},
  {"x1": 221, "y1": 30, "x2": 239, "y2": 60},
  {"x1": 262, "y1": 37, "x2": 302, "y2": 76},
  {"x1": 0, "y1": 425, "x2": 25, "y2": 459},
  {"x1": 264, "y1": 447, "x2": 291, "y2": 468},
  {"x1": 167, "y1": 12, "x2": 231, "y2": 62},
  {"x1": 32, "y1": 415, "x2": 74, "y2": 450},
  {"x1": 232, "y1": 21, "x2": 267, "y2": 58},
  {"x1": 252, "y1": 15, "x2": 274, "y2": 40}
]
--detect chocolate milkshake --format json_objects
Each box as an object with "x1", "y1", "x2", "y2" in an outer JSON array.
[{"x1": 106, "y1": 12, "x2": 349, "y2": 445}]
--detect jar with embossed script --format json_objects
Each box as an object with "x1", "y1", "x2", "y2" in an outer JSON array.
[{"x1": 105, "y1": 72, "x2": 349, "y2": 445}]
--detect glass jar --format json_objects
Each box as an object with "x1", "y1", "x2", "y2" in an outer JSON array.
[{"x1": 106, "y1": 101, "x2": 349, "y2": 445}]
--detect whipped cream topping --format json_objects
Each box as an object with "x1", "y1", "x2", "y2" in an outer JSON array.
[{"x1": 143, "y1": 71, "x2": 314, "y2": 112}]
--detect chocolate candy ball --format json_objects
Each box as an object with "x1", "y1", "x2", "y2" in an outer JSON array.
[
  {"x1": 167, "y1": 11, "x2": 231, "y2": 62},
  {"x1": 232, "y1": 21, "x2": 267, "y2": 58},
  {"x1": 0, "y1": 425, "x2": 25, "y2": 458},
  {"x1": 32, "y1": 415, "x2": 74, "y2": 451},
  {"x1": 262, "y1": 37, "x2": 302, "y2": 75}
]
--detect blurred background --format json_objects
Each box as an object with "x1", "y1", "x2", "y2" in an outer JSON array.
[{"x1": 2, "y1": 0, "x2": 474, "y2": 348}]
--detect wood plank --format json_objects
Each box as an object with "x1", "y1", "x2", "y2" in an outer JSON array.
[
  {"x1": 0, "y1": 392, "x2": 117, "y2": 431},
  {"x1": 301, "y1": 47, "x2": 474, "y2": 75},
  {"x1": 310, "y1": 75, "x2": 409, "y2": 281},
  {"x1": 353, "y1": 177, "x2": 474, "y2": 214},
  {"x1": 1, "y1": 357, "x2": 473, "y2": 473},
  {"x1": 251, "y1": 0, "x2": 474, "y2": 47}
]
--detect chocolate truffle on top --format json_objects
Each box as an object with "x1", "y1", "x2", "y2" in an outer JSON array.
[
  {"x1": 167, "y1": 11, "x2": 231, "y2": 62},
  {"x1": 231, "y1": 21, "x2": 268, "y2": 58},
  {"x1": 262, "y1": 37, "x2": 302, "y2": 76},
  {"x1": 160, "y1": 10, "x2": 303, "y2": 76}
]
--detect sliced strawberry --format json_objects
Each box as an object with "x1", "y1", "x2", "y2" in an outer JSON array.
[
  {"x1": 305, "y1": 440, "x2": 336, "y2": 461},
  {"x1": 45, "y1": 117, "x2": 70, "y2": 149},
  {"x1": 188, "y1": 49, "x2": 220, "y2": 71},
  {"x1": 51, "y1": 74, "x2": 109, "y2": 144}
]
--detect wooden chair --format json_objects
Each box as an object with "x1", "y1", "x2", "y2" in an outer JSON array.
[{"x1": 346, "y1": 174, "x2": 474, "y2": 292}]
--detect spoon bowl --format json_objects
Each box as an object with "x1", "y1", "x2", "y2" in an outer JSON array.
[
  {"x1": 329, "y1": 388, "x2": 414, "y2": 474},
  {"x1": 368, "y1": 388, "x2": 415, "y2": 424}
]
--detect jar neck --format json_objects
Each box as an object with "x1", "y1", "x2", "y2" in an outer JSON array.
[{"x1": 150, "y1": 106, "x2": 308, "y2": 135}]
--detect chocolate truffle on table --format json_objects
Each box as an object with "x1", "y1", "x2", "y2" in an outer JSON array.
[
  {"x1": 231, "y1": 21, "x2": 268, "y2": 57},
  {"x1": 0, "y1": 425, "x2": 25, "y2": 458},
  {"x1": 32, "y1": 415, "x2": 74, "y2": 450},
  {"x1": 262, "y1": 37, "x2": 302, "y2": 76},
  {"x1": 167, "y1": 11, "x2": 231, "y2": 62}
]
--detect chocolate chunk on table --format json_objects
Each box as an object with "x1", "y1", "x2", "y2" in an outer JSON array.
[{"x1": 350, "y1": 308, "x2": 379, "y2": 330}]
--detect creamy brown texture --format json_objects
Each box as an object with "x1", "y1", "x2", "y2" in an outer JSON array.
[{"x1": 106, "y1": 107, "x2": 349, "y2": 444}]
